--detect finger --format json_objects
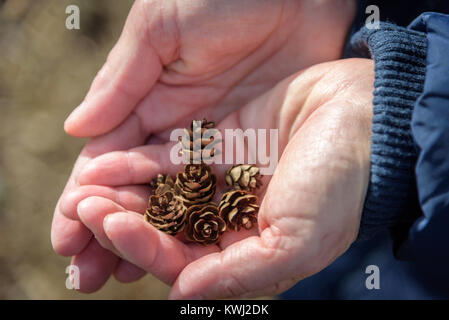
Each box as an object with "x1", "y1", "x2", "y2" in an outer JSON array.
[
  {"x1": 78, "y1": 142, "x2": 178, "y2": 186},
  {"x1": 61, "y1": 112, "x2": 150, "y2": 211},
  {"x1": 77, "y1": 85, "x2": 285, "y2": 188},
  {"x1": 71, "y1": 238, "x2": 119, "y2": 293},
  {"x1": 77, "y1": 196, "x2": 140, "y2": 253},
  {"x1": 52, "y1": 114, "x2": 149, "y2": 254},
  {"x1": 103, "y1": 211, "x2": 219, "y2": 285},
  {"x1": 113, "y1": 259, "x2": 147, "y2": 283},
  {"x1": 77, "y1": 197, "x2": 147, "y2": 284},
  {"x1": 64, "y1": 1, "x2": 163, "y2": 137},
  {"x1": 51, "y1": 203, "x2": 92, "y2": 257},
  {"x1": 60, "y1": 185, "x2": 150, "y2": 221}
]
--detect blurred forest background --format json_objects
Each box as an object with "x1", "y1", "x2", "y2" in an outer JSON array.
[{"x1": 0, "y1": 0, "x2": 171, "y2": 299}]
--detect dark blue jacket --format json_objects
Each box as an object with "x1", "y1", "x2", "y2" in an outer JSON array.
[
  {"x1": 352, "y1": 13, "x2": 449, "y2": 263},
  {"x1": 398, "y1": 13, "x2": 449, "y2": 263},
  {"x1": 283, "y1": 2, "x2": 449, "y2": 299}
]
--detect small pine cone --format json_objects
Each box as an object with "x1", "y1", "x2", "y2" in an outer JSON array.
[
  {"x1": 175, "y1": 164, "x2": 216, "y2": 207},
  {"x1": 179, "y1": 119, "x2": 220, "y2": 162},
  {"x1": 218, "y1": 189, "x2": 259, "y2": 231},
  {"x1": 184, "y1": 203, "x2": 226, "y2": 245},
  {"x1": 144, "y1": 190, "x2": 186, "y2": 235},
  {"x1": 150, "y1": 174, "x2": 175, "y2": 195},
  {"x1": 225, "y1": 164, "x2": 262, "y2": 192}
]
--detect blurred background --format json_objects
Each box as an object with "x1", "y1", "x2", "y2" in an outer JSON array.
[
  {"x1": 0, "y1": 0, "x2": 170, "y2": 299},
  {"x1": 2, "y1": 0, "x2": 448, "y2": 301}
]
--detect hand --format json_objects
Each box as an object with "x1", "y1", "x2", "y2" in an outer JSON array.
[
  {"x1": 52, "y1": 0, "x2": 357, "y2": 292},
  {"x1": 69, "y1": 58, "x2": 374, "y2": 298},
  {"x1": 64, "y1": 0, "x2": 356, "y2": 137}
]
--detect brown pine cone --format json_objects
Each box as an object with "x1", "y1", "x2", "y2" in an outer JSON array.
[
  {"x1": 144, "y1": 190, "x2": 186, "y2": 235},
  {"x1": 184, "y1": 203, "x2": 226, "y2": 245},
  {"x1": 175, "y1": 164, "x2": 216, "y2": 206},
  {"x1": 179, "y1": 119, "x2": 220, "y2": 162},
  {"x1": 218, "y1": 189, "x2": 259, "y2": 231},
  {"x1": 150, "y1": 174, "x2": 175, "y2": 195},
  {"x1": 225, "y1": 164, "x2": 262, "y2": 192}
]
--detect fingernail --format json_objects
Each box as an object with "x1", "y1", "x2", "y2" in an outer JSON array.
[
  {"x1": 76, "y1": 198, "x2": 91, "y2": 221},
  {"x1": 103, "y1": 214, "x2": 112, "y2": 229},
  {"x1": 77, "y1": 197, "x2": 92, "y2": 215},
  {"x1": 64, "y1": 102, "x2": 85, "y2": 130},
  {"x1": 103, "y1": 213, "x2": 118, "y2": 234}
]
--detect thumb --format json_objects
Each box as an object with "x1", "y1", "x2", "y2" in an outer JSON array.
[
  {"x1": 64, "y1": 1, "x2": 165, "y2": 137},
  {"x1": 168, "y1": 229, "x2": 301, "y2": 300}
]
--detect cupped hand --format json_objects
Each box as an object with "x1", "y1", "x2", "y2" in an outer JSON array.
[
  {"x1": 52, "y1": 0, "x2": 357, "y2": 292},
  {"x1": 64, "y1": 0, "x2": 356, "y2": 137},
  {"x1": 68, "y1": 58, "x2": 374, "y2": 298}
]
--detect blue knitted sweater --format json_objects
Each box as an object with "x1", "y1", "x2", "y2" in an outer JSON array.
[{"x1": 350, "y1": 24, "x2": 427, "y2": 240}]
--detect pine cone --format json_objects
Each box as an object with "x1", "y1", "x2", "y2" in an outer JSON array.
[
  {"x1": 150, "y1": 174, "x2": 175, "y2": 195},
  {"x1": 175, "y1": 164, "x2": 216, "y2": 206},
  {"x1": 218, "y1": 189, "x2": 259, "y2": 231},
  {"x1": 144, "y1": 190, "x2": 186, "y2": 235},
  {"x1": 225, "y1": 164, "x2": 262, "y2": 192},
  {"x1": 184, "y1": 203, "x2": 226, "y2": 245},
  {"x1": 179, "y1": 119, "x2": 220, "y2": 162}
]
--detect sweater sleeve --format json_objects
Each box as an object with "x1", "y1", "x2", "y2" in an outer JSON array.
[{"x1": 348, "y1": 23, "x2": 427, "y2": 240}]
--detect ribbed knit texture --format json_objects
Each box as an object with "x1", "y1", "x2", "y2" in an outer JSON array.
[{"x1": 350, "y1": 24, "x2": 427, "y2": 240}]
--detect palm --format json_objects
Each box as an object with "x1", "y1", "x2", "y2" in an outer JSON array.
[{"x1": 68, "y1": 59, "x2": 374, "y2": 298}]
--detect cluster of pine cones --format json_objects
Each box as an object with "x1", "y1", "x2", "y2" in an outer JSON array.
[{"x1": 144, "y1": 119, "x2": 262, "y2": 245}]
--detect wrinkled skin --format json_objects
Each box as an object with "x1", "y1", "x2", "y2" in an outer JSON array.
[{"x1": 51, "y1": 0, "x2": 370, "y2": 297}]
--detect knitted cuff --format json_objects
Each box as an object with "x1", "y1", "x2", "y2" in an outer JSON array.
[{"x1": 349, "y1": 23, "x2": 427, "y2": 240}]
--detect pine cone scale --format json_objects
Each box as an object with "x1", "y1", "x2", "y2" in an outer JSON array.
[
  {"x1": 231, "y1": 195, "x2": 257, "y2": 207},
  {"x1": 225, "y1": 164, "x2": 262, "y2": 192},
  {"x1": 227, "y1": 207, "x2": 239, "y2": 222}
]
